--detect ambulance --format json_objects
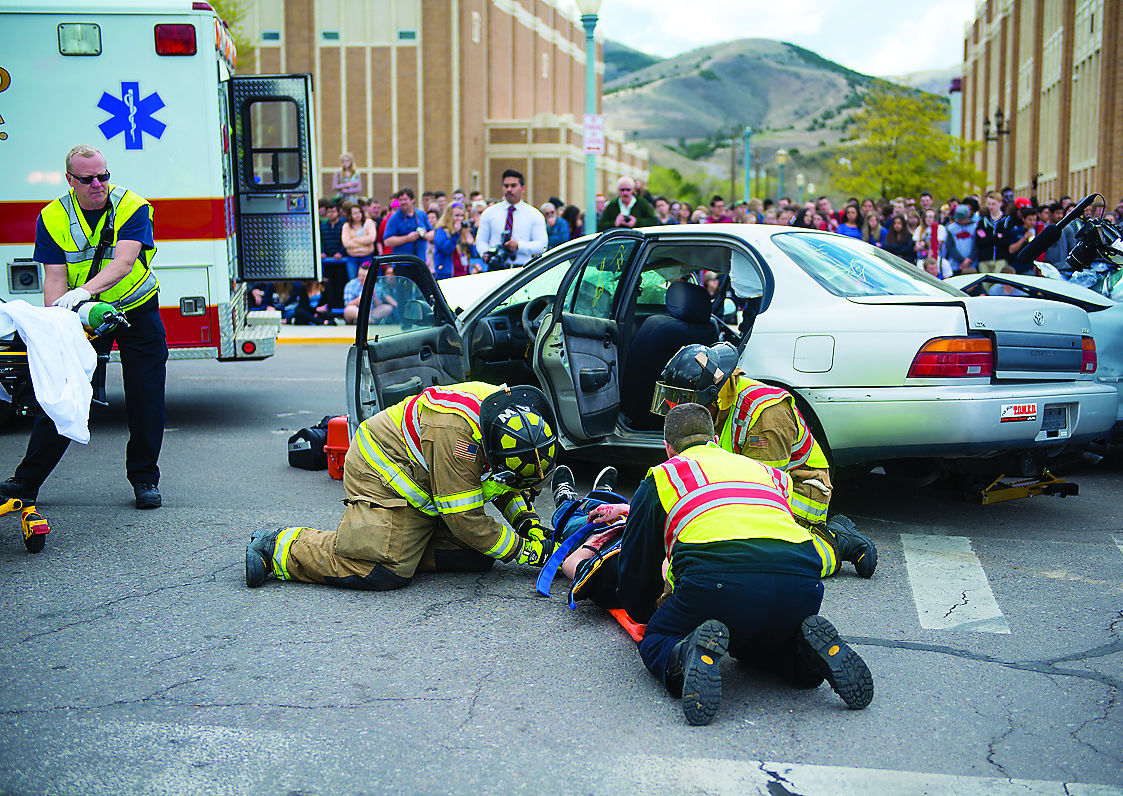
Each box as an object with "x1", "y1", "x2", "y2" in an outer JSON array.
[{"x1": 0, "y1": 0, "x2": 320, "y2": 363}]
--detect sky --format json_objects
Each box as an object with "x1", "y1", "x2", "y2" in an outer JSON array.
[{"x1": 588, "y1": 0, "x2": 978, "y2": 77}]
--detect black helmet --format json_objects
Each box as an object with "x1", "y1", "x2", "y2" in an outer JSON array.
[
  {"x1": 479, "y1": 385, "x2": 559, "y2": 490},
  {"x1": 650, "y1": 343, "x2": 739, "y2": 415}
]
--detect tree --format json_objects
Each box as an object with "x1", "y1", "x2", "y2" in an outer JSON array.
[
  {"x1": 829, "y1": 84, "x2": 985, "y2": 200},
  {"x1": 209, "y1": 0, "x2": 256, "y2": 72}
]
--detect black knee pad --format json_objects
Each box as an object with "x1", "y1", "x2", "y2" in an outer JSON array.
[
  {"x1": 324, "y1": 565, "x2": 412, "y2": 591},
  {"x1": 432, "y1": 547, "x2": 495, "y2": 573}
]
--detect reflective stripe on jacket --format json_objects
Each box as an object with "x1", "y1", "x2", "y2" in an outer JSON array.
[
  {"x1": 39, "y1": 185, "x2": 159, "y2": 311},
  {"x1": 718, "y1": 376, "x2": 828, "y2": 471},
  {"x1": 362, "y1": 382, "x2": 533, "y2": 530},
  {"x1": 650, "y1": 442, "x2": 833, "y2": 578}
]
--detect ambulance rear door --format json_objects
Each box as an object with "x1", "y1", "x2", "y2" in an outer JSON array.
[{"x1": 227, "y1": 74, "x2": 318, "y2": 282}]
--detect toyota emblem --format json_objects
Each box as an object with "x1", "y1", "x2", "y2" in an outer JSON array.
[{"x1": 1033, "y1": 311, "x2": 1044, "y2": 326}]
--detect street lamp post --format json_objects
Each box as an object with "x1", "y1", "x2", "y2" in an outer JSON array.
[
  {"x1": 576, "y1": 0, "x2": 602, "y2": 229},
  {"x1": 796, "y1": 173, "x2": 805, "y2": 205},
  {"x1": 743, "y1": 126, "x2": 752, "y2": 201},
  {"x1": 775, "y1": 148, "x2": 788, "y2": 205}
]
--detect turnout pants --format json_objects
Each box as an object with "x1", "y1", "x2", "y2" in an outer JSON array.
[
  {"x1": 277, "y1": 442, "x2": 493, "y2": 590},
  {"x1": 790, "y1": 467, "x2": 831, "y2": 529},
  {"x1": 640, "y1": 569, "x2": 824, "y2": 695},
  {"x1": 14, "y1": 301, "x2": 167, "y2": 496}
]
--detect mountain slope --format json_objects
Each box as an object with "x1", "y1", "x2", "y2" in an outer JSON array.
[{"x1": 604, "y1": 38, "x2": 870, "y2": 143}]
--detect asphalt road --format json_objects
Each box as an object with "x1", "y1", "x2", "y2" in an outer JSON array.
[{"x1": 1, "y1": 344, "x2": 1120, "y2": 795}]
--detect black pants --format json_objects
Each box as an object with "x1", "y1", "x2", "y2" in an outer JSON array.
[
  {"x1": 14, "y1": 301, "x2": 168, "y2": 496},
  {"x1": 639, "y1": 569, "x2": 824, "y2": 695}
]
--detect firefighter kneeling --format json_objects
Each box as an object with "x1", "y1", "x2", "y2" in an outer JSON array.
[
  {"x1": 617, "y1": 404, "x2": 874, "y2": 725},
  {"x1": 245, "y1": 383, "x2": 557, "y2": 591},
  {"x1": 652, "y1": 343, "x2": 876, "y2": 579}
]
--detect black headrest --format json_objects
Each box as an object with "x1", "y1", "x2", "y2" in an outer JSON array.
[{"x1": 665, "y1": 281, "x2": 712, "y2": 324}]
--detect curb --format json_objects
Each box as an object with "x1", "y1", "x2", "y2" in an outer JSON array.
[{"x1": 277, "y1": 336, "x2": 354, "y2": 344}]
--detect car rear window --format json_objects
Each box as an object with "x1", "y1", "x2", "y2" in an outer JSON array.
[{"x1": 772, "y1": 232, "x2": 963, "y2": 298}]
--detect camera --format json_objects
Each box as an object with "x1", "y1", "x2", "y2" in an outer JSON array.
[{"x1": 482, "y1": 229, "x2": 514, "y2": 270}]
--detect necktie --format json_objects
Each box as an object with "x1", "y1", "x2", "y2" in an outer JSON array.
[{"x1": 505, "y1": 205, "x2": 515, "y2": 235}]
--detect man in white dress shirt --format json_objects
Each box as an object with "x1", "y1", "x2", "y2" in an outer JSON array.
[{"x1": 476, "y1": 169, "x2": 547, "y2": 269}]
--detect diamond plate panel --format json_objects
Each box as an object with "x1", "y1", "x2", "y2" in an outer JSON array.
[
  {"x1": 230, "y1": 77, "x2": 311, "y2": 194},
  {"x1": 238, "y1": 215, "x2": 317, "y2": 280}
]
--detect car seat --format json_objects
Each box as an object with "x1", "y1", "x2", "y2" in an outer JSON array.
[{"x1": 620, "y1": 280, "x2": 718, "y2": 430}]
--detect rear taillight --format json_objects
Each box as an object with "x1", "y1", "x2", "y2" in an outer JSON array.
[
  {"x1": 908, "y1": 336, "x2": 994, "y2": 378},
  {"x1": 1082, "y1": 336, "x2": 1097, "y2": 373},
  {"x1": 154, "y1": 23, "x2": 197, "y2": 55}
]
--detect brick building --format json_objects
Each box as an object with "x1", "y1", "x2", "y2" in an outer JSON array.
[
  {"x1": 961, "y1": 0, "x2": 1121, "y2": 203},
  {"x1": 237, "y1": 0, "x2": 647, "y2": 207}
]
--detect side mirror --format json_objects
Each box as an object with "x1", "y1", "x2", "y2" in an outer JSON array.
[{"x1": 403, "y1": 299, "x2": 433, "y2": 324}]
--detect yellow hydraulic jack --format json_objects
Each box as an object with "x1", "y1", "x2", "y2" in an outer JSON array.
[
  {"x1": 971, "y1": 469, "x2": 1079, "y2": 505},
  {"x1": 0, "y1": 498, "x2": 50, "y2": 554}
]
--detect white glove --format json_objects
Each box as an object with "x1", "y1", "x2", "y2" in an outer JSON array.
[{"x1": 53, "y1": 287, "x2": 91, "y2": 311}]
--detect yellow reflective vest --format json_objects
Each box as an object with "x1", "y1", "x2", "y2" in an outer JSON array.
[
  {"x1": 649, "y1": 442, "x2": 835, "y2": 579},
  {"x1": 39, "y1": 185, "x2": 158, "y2": 312}
]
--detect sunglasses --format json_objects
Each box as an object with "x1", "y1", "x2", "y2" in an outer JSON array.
[{"x1": 69, "y1": 171, "x2": 110, "y2": 185}]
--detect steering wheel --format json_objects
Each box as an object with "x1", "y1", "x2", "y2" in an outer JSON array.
[{"x1": 521, "y1": 295, "x2": 555, "y2": 338}]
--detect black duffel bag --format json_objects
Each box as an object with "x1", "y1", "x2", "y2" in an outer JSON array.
[{"x1": 287, "y1": 415, "x2": 334, "y2": 470}]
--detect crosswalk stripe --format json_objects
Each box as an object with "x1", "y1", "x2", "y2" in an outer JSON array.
[
  {"x1": 900, "y1": 533, "x2": 1011, "y2": 634},
  {"x1": 617, "y1": 755, "x2": 1122, "y2": 794}
]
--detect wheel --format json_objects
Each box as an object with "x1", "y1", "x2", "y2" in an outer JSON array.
[
  {"x1": 520, "y1": 295, "x2": 555, "y2": 338},
  {"x1": 21, "y1": 508, "x2": 49, "y2": 554}
]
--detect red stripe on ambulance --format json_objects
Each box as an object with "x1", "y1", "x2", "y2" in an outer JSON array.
[{"x1": 0, "y1": 198, "x2": 227, "y2": 245}]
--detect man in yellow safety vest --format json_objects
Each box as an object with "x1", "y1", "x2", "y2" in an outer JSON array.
[
  {"x1": 245, "y1": 383, "x2": 558, "y2": 591},
  {"x1": 616, "y1": 403, "x2": 874, "y2": 725},
  {"x1": 0, "y1": 144, "x2": 166, "y2": 511},
  {"x1": 651, "y1": 343, "x2": 876, "y2": 578}
]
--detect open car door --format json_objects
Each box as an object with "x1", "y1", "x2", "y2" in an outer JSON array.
[
  {"x1": 346, "y1": 255, "x2": 465, "y2": 428},
  {"x1": 532, "y1": 230, "x2": 644, "y2": 442}
]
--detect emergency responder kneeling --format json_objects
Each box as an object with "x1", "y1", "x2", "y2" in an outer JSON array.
[
  {"x1": 617, "y1": 404, "x2": 874, "y2": 726},
  {"x1": 245, "y1": 383, "x2": 558, "y2": 590},
  {"x1": 652, "y1": 343, "x2": 877, "y2": 579}
]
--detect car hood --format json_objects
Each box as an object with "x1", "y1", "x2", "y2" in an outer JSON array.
[{"x1": 439, "y1": 269, "x2": 523, "y2": 316}]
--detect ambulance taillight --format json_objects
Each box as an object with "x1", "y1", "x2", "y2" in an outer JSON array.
[{"x1": 154, "y1": 24, "x2": 196, "y2": 56}]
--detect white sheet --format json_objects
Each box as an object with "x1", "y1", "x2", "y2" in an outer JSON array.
[{"x1": 0, "y1": 300, "x2": 97, "y2": 443}]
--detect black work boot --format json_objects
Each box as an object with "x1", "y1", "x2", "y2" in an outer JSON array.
[
  {"x1": 551, "y1": 465, "x2": 580, "y2": 508},
  {"x1": 671, "y1": 619, "x2": 730, "y2": 726},
  {"x1": 0, "y1": 478, "x2": 37, "y2": 505},
  {"x1": 133, "y1": 483, "x2": 162, "y2": 510},
  {"x1": 798, "y1": 615, "x2": 874, "y2": 710},
  {"x1": 819, "y1": 514, "x2": 877, "y2": 578},
  {"x1": 245, "y1": 528, "x2": 283, "y2": 588}
]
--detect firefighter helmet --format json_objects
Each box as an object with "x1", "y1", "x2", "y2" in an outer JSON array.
[
  {"x1": 480, "y1": 385, "x2": 559, "y2": 489},
  {"x1": 650, "y1": 343, "x2": 739, "y2": 415}
]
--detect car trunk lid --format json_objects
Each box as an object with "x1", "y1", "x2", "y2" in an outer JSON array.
[{"x1": 849, "y1": 294, "x2": 1093, "y2": 380}]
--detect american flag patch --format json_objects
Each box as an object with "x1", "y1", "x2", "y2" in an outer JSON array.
[{"x1": 454, "y1": 440, "x2": 479, "y2": 460}]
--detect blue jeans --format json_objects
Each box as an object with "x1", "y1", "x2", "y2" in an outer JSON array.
[{"x1": 550, "y1": 489, "x2": 623, "y2": 542}]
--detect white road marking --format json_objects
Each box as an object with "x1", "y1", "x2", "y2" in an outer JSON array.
[
  {"x1": 616, "y1": 755, "x2": 1122, "y2": 795},
  {"x1": 1113, "y1": 535, "x2": 1123, "y2": 557},
  {"x1": 900, "y1": 533, "x2": 1010, "y2": 634}
]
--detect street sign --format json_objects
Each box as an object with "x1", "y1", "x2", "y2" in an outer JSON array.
[{"x1": 583, "y1": 113, "x2": 605, "y2": 155}]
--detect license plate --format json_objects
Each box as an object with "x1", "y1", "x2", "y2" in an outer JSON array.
[{"x1": 1042, "y1": 405, "x2": 1067, "y2": 432}]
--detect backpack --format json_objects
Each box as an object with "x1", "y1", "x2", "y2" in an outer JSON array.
[{"x1": 287, "y1": 415, "x2": 334, "y2": 470}]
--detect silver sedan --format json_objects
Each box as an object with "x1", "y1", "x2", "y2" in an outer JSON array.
[{"x1": 346, "y1": 225, "x2": 1117, "y2": 473}]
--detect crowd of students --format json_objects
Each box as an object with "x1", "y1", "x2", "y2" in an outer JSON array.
[{"x1": 248, "y1": 151, "x2": 1123, "y2": 324}]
